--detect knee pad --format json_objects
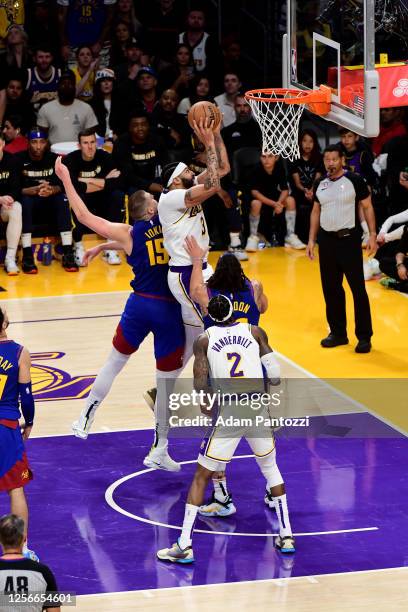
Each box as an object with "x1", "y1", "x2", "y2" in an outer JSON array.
[{"x1": 256, "y1": 449, "x2": 284, "y2": 489}]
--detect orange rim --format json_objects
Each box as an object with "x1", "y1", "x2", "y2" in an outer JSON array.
[{"x1": 245, "y1": 85, "x2": 332, "y2": 115}]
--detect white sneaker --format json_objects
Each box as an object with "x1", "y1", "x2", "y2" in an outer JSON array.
[
  {"x1": 245, "y1": 235, "x2": 259, "y2": 252},
  {"x1": 4, "y1": 258, "x2": 20, "y2": 275},
  {"x1": 143, "y1": 446, "x2": 181, "y2": 472},
  {"x1": 198, "y1": 493, "x2": 237, "y2": 517},
  {"x1": 364, "y1": 258, "x2": 381, "y2": 280},
  {"x1": 228, "y1": 246, "x2": 248, "y2": 261},
  {"x1": 74, "y1": 244, "x2": 86, "y2": 267},
  {"x1": 284, "y1": 233, "x2": 306, "y2": 249},
  {"x1": 72, "y1": 415, "x2": 94, "y2": 439},
  {"x1": 103, "y1": 250, "x2": 121, "y2": 265}
]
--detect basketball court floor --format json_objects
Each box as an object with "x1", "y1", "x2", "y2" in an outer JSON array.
[{"x1": 0, "y1": 240, "x2": 407, "y2": 611}]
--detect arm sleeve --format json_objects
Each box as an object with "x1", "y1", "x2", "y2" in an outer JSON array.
[
  {"x1": 19, "y1": 382, "x2": 35, "y2": 426},
  {"x1": 380, "y1": 209, "x2": 408, "y2": 234}
]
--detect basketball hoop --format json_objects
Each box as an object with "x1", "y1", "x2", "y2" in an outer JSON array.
[{"x1": 245, "y1": 85, "x2": 332, "y2": 161}]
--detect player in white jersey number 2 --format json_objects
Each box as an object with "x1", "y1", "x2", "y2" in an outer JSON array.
[
  {"x1": 157, "y1": 294, "x2": 295, "y2": 564},
  {"x1": 158, "y1": 118, "x2": 230, "y2": 366}
]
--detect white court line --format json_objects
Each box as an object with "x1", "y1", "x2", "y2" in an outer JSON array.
[
  {"x1": 105, "y1": 455, "x2": 378, "y2": 538},
  {"x1": 275, "y1": 351, "x2": 408, "y2": 438},
  {"x1": 78, "y1": 565, "x2": 408, "y2": 599}
]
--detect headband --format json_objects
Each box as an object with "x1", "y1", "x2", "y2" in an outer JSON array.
[
  {"x1": 29, "y1": 129, "x2": 47, "y2": 140},
  {"x1": 167, "y1": 162, "x2": 187, "y2": 187},
  {"x1": 209, "y1": 296, "x2": 234, "y2": 322}
]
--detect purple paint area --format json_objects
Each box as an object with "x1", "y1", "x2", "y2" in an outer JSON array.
[{"x1": 0, "y1": 416, "x2": 407, "y2": 596}]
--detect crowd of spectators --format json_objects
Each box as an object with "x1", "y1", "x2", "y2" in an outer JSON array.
[{"x1": 0, "y1": 1, "x2": 406, "y2": 291}]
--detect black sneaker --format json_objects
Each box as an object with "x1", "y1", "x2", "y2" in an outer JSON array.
[
  {"x1": 22, "y1": 247, "x2": 38, "y2": 274},
  {"x1": 320, "y1": 334, "x2": 349, "y2": 348},
  {"x1": 62, "y1": 247, "x2": 78, "y2": 272}
]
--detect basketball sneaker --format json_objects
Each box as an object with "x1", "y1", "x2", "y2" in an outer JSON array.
[
  {"x1": 157, "y1": 539, "x2": 194, "y2": 564},
  {"x1": 23, "y1": 547, "x2": 39, "y2": 562},
  {"x1": 284, "y1": 233, "x2": 306, "y2": 249},
  {"x1": 72, "y1": 405, "x2": 97, "y2": 439},
  {"x1": 4, "y1": 258, "x2": 20, "y2": 276},
  {"x1": 103, "y1": 250, "x2": 121, "y2": 265},
  {"x1": 22, "y1": 248, "x2": 38, "y2": 274},
  {"x1": 62, "y1": 247, "x2": 79, "y2": 272},
  {"x1": 275, "y1": 535, "x2": 296, "y2": 554},
  {"x1": 74, "y1": 243, "x2": 86, "y2": 267},
  {"x1": 245, "y1": 235, "x2": 259, "y2": 252},
  {"x1": 143, "y1": 387, "x2": 157, "y2": 412},
  {"x1": 228, "y1": 245, "x2": 249, "y2": 261},
  {"x1": 143, "y1": 446, "x2": 181, "y2": 472},
  {"x1": 198, "y1": 493, "x2": 236, "y2": 517}
]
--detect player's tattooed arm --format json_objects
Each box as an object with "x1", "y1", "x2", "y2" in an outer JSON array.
[
  {"x1": 193, "y1": 335, "x2": 212, "y2": 413},
  {"x1": 204, "y1": 145, "x2": 221, "y2": 191}
]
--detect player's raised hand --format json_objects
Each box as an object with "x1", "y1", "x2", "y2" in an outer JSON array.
[
  {"x1": 192, "y1": 119, "x2": 215, "y2": 149},
  {"x1": 55, "y1": 156, "x2": 70, "y2": 182},
  {"x1": 184, "y1": 235, "x2": 207, "y2": 260}
]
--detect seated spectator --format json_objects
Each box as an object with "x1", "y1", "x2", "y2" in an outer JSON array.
[
  {"x1": 134, "y1": 66, "x2": 159, "y2": 114},
  {"x1": 0, "y1": 0, "x2": 24, "y2": 55},
  {"x1": 177, "y1": 73, "x2": 214, "y2": 115},
  {"x1": 158, "y1": 44, "x2": 195, "y2": 101},
  {"x1": 25, "y1": 0, "x2": 61, "y2": 61},
  {"x1": 214, "y1": 72, "x2": 242, "y2": 128},
  {"x1": 383, "y1": 134, "x2": 408, "y2": 215},
  {"x1": 113, "y1": 38, "x2": 146, "y2": 85},
  {"x1": 372, "y1": 108, "x2": 407, "y2": 157},
  {"x1": 26, "y1": 46, "x2": 61, "y2": 114},
  {"x1": 245, "y1": 153, "x2": 289, "y2": 252},
  {"x1": 63, "y1": 128, "x2": 123, "y2": 266},
  {"x1": 3, "y1": 115, "x2": 28, "y2": 154},
  {"x1": 57, "y1": 0, "x2": 115, "y2": 68},
  {"x1": 339, "y1": 127, "x2": 378, "y2": 246},
  {"x1": 178, "y1": 7, "x2": 222, "y2": 84},
  {"x1": 378, "y1": 223, "x2": 408, "y2": 293},
  {"x1": 37, "y1": 70, "x2": 98, "y2": 144},
  {"x1": 114, "y1": 66, "x2": 159, "y2": 129},
  {"x1": 72, "y1": 46, "x2": 99, "y2": 102},
  {"x1": 221, "y1": 94, "x2": 262, "y2": 159},
  {"x1": 221, "y1": 36, "x2": 254, "y2": 90},
  {"x1": 16, "y1": 128, "x2": 77, "y2": 273},
  {"x1": 4, "y1": 77, "x2": 36, "y2": 134},
  {"x1": 110, "y1": 20, "x2": 134, "y2": 67},
  {"x1": 0, "y1": 514, "x2": 60, "y2": 609},
  {"x1": 114, "y1": 0, "x2": 144, "y2": 39},
  {"x1": 0, "y1": 132, "x2": 22, "y2": 275},
  {"x1": 145, "y1": 0, "x2": 184, "y2": 64},
  {"x1": 150, "y1": 89, "x2": 191, "y2": 157},
  {"x1": 90, "y1": 69, "x2": 117, "y2": 140},
  {"x1": 0, "y1": 25, "x2": 30, "y2": 77},
  {"x1": 365, "y1": 206, "x2": 408, "y2": 281},
  {"x1": 286, "y1": 129, "x2": 323, "y2": 245},
  {"x1": 113, "y1": 110, "x2": 167, "y2": 197}
]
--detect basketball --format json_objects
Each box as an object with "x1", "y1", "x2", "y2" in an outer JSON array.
[{"x1": 187, "y1": 101, "x2": 221, "y2": 131}]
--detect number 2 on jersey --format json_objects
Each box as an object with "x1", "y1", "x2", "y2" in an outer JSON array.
[
  {"x1": 227, "y1": 352, "x2": 244, "y2": 378},
  {"x1": 146, "y1": 238, "x2": 169, "y2": 266}
]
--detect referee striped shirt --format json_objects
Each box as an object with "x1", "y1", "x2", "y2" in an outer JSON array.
[
  {"x1": 314, "y1": 172, "x2": 370, "y2": 232},
  {"x1": 0, "y1": 558, "x2": 59, "y2": 611}
]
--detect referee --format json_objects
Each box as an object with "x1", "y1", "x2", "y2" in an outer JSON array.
[{"x1": 306, "y1": 145, "x2": 377, "y2": 353}]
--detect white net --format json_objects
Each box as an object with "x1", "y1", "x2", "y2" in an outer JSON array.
[{"x1": 246, "y1": 90, "x2": 306, "y2": 162}]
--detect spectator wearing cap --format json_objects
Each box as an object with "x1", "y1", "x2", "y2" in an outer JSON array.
[
  {"x1": 16, "y1": 128, "x2": 77, "y2": 274},
  {"x1": 63, "y1": 127, "x2": 123, "y2": 266},
  {"x1": 57, "y1": 0, "x2": 116, "y2": 68},
  {"x1": 134, "y1": 66, "x2": 159, "y2": 114},
  {"x1": 37, "y1": 70, "x2": 98, "y2": 144},
  {"x1": 4, "y1": 76, "x2": 36, "y2": 135},
  {"x1": 151, "y1": 89, "x2": 191, "y2": 158},
  {"x1": 113, "y1": 38, "x2": 146, "y2": 85},
  {"x1": 112, "y1": 110, "x2": 168, "y2": 197},
  {"x1": 214, "y1": 72, "x2": 242, "y2": 128},
  {"x1": 90, "y1": 69, "x2": 117, "y2": 139},
  {"x1": 3, "y1": 116, "x2": 28, "y2": 154},
  {"x1": 26, "y1": 46, "x2": 62, "y2": 114},
  {"x1": 0, "y1": 132, "x2": 22, "y2": 275},
  {"x1": 114, "y1": 66, "x2": 159, "y2": 134},
  {"x1": 178, "y1": 7, "x2": 223, "y2": 84}
]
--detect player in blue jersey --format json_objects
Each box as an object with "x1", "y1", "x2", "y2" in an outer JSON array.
[
  {"x1": 182, "y1": 234, "x2": 269, "y2": 517},
  {"x1": 0, "y1": 307, "x2": 38, "y2": 561},
  {"x1": 55, "y1": 157, "x2": 185, "y2": 471}
]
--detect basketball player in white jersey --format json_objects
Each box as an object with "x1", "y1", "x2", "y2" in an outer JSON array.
[
  {"x1": 158, "y1": 119, "x2": 230, "y2": 366},
  {"x1": 157, "y1": 294, "x2": 295, "y2": 564}
]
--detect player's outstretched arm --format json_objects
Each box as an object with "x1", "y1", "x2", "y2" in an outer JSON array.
[
  {"x1": 251, "y1": 325, "x2": 281, "y2": 385},
  {"x1": 193, "y1": 334, "x2": 212, "y2": 413},
  {"x1": 185, "y1": 236, "x2": 209, "y2": 307},
  {"x1": 184, "y1": 120, "x2": 221, "y2": 207},
  {"x1": 55, "y1": 157, "x2": 133, "y2": 254},
  {"x1": 197, "y1": 120, "x2": 230, "y2": 183},
  {"x1": 83, "y1": 241, "x2": 124, "y2": 266},
  {"x1": 251, "y1": 279, "x2": 268, "y2": 314}
]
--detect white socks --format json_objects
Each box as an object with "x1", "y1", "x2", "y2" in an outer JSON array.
[
  {"x1": 213, "y1": 475, "x2": 229, "y2": 503},
  {"x1": 21, "y1": 233, "x2": 32, "y2": 248},
  {"x1": 2, "y1": 202, "x2": 22, "y2": 258},
  {"x1": 179, "y1": 503, "x2": 198, "y2": 549},
  {"x1": 273, "y1": 493, "x2": 293, "y2": 538},
  {"x1": 285, "y1": 210, "x2": 296, "y2": 236},
  {"x1": 229, "y1": 232, "x2": 241, "y2": 247},
  {"x1": 60, "y1": 231, "x2": 72, "y2": 246},
  {"x1": 154, "y1": 366, "x2": 182, "y2": 449},
  {"x1": 249, "y1": 214, "x2": 260, "y2": 237}
]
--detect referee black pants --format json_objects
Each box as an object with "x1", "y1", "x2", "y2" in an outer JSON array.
[{"x1": 318, "y1": 229, "x2": 373, "y2": 340}]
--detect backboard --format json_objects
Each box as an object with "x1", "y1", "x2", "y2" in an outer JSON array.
[{"x1": 283, "y1": 0, "x2": 380, "y2": 136}]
